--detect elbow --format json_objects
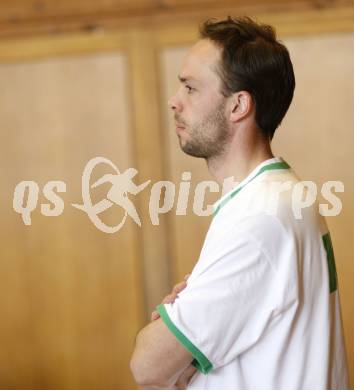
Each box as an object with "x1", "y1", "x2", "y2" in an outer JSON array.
[
  {"x1": 130, "y1": 352, "x2": 170, "y2": 387},
  {"x1": 130, "y1": 353, "x2": 144, "y2": 385},
  {"x1": 130, "y1": 353, "x2": 146, "y2": 385},
  {"x1": 130, "y1": 352, "x2": 156, "y2": 386}
]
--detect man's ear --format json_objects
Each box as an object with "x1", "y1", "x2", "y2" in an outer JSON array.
[{"x1": 229, "y1": 91, "x2": 253, "y2": 123}]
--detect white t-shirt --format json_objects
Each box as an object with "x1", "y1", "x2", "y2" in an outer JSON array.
[{"x1": 157, "y1": 157, "x2": 349, "y2": 390}]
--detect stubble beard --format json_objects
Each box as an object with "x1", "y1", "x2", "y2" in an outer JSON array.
[{"x1": 177, "y1": 100, "x2": 231, "y2": 160}]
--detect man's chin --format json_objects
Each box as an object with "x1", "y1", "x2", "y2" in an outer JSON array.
[{"x1": 179, "y1": 141, "x2": 206, "y2": 159}]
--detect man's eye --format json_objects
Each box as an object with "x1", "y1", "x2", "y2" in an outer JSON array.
[{"x1": 185, "y1": 85, "x2": 193, "y2": 93}]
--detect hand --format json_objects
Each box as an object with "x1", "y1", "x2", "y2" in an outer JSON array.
[
  {"x1": 176, "y1": 364, "x2": 197, "y2": 390},
  {"x1": 151, "y1": 274, "x2": 191, "y2": 322}
]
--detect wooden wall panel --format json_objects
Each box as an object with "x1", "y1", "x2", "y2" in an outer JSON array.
[
  {"x1": 1, "y1": 0, "x2": 354, "y2": 39},
  {"x1": 161, "y1": 0, "x2": 311, "y2": 7},
  {"x1": 0, "y1": 0, "x2": 157, "y2": 19},
  {"x1": 127, "y1": 29, "x2": 172, "y2": 319},
  {"x1": 0, "y1": 52, "x2": 142, "y2": 389}
]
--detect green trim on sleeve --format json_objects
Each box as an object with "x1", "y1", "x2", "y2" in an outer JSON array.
[
  {"x1": 156, "y1": 304, "x2": 213, "y2": 374},
  {"x1": 322, "y1": 233, "x2": 338, "y2": 293}
]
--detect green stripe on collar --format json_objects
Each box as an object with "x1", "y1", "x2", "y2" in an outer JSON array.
[{"x1": 213, "y1": 160, "x2": 290, "y2": 217}]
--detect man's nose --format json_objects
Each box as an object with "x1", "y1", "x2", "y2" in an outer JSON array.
[{"x1": 168, "y1": 94, "x2": 182, "y2": 112}]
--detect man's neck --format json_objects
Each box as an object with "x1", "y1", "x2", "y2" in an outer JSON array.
[{"x1": 206, "y1": 133, "x2": 274, "y2": 186}]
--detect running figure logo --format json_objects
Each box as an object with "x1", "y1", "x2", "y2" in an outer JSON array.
[{"x1": 72, "y1": 157, "x2": 150, "y2": 233}]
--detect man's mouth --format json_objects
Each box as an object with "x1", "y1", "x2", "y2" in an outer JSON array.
[
  {"x1": 175, "y1": 122, "x2": 186, "y2": 130},
  {"x1": 175, "y1": 124, "x2": 187, "y2": 136}
]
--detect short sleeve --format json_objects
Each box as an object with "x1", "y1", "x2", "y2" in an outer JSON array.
[{"x1": 157, "y1": 214, "x2": 297, "y2": 374}]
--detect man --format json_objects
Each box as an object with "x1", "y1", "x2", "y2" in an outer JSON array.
[{"x1": 130, "y1": 17, "x2": 349, "y2": 389}]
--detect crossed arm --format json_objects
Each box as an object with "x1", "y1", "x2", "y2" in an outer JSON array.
[
  {"x1": 131, "y1": 317, "x2": 194, "y2": 388},
  {"x1": 130, "y1": 277, "x2": 197, "y2": 389}
]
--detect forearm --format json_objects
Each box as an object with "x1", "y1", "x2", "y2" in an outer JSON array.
[
  {"x1": 132, "y1": 275, "x2": 194, "y2": 389},
  {"x1": 138, "y1": 386, "x2": 177, "y2": 390},
  {"x1": 132, "y1": 325, "x2": 176, "y2": 386},
  {"x1": 136, "y1": 364, "x2": 196, "y2": 390},
  {"x1": 131, "y1": 322, "x2": 191, "y2": 387}
]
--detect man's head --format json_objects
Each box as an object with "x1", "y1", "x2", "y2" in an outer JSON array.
[{"x1": 168, "y1": 17, "x2": 295, "y2": 159}]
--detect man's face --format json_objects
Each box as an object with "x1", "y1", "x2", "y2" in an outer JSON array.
[{"x1": 168, "y1": 39, "x2": 231, "y2": 159}]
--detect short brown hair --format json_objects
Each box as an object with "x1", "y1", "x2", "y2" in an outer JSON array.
[{"x1": 200, "y1": 16, "x2": 295, "y2": 139}]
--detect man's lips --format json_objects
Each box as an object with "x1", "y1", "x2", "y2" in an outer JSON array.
[{"x1": 175, "y1": 123, "x2": 186, "y2": 131}]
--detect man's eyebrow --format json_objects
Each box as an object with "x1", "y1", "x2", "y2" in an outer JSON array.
[{"x1": 178, "y1": 75, "x2": 197, "y2": 83}]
